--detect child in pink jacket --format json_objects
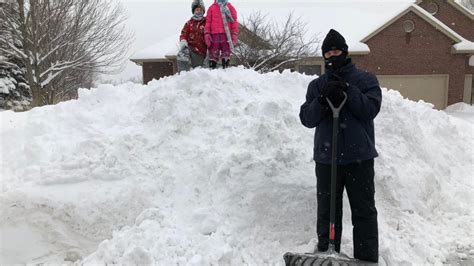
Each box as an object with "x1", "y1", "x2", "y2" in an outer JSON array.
[{"x1": 204, "y1": 0, "x2": 239, "y2": 69}]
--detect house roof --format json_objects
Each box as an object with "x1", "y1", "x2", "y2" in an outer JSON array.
[
  {"x1": 361, "y1": 4, "x2": 474, "y2": 54},
  {"x1": 415, "y1": 0, "x2": 474, "y2": 20},
  {"x1": 130, "y1": 35, "x2": 179, "y2": 64}
]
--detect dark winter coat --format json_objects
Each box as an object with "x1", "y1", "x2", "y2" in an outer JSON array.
[
  {"x1": 180, "y1": 18, "x2": 208, "y2": 57},
  {"x1": 299, "y1": 59, "x2": 382, "y2": 165}
]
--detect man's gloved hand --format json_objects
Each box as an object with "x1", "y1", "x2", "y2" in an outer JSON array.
[
  {"x1": 205, "y1": 34, "x2": 212, "y2": 47},
  {"x1": 319, "y1": 74, "x2": 348, "y2": 107}
]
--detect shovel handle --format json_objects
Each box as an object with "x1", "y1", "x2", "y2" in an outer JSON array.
[
  {"x1": 326, "y1": 92, "x2": 348, "y2": 118},
  {"x1": 326, "y1": 91, "x2": 347, "y2": 250}
]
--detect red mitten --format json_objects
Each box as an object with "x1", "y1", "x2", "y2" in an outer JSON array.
[{"x1": 231, "y1": 34, "x2": 238, "y2": 46}]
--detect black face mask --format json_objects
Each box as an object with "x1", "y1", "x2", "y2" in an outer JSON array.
[{"x1": 324, "y1": 53, "x2": 347, "y2": 71}]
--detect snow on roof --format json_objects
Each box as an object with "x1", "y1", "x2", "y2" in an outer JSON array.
[
  {"x1": 410, "y1": 4, "x2": 474, "y2": 53},
  {"x1": 453, "y1": 0, "x2": 474, "y2": 16},
  {"x1": 417, "y1": 0, "x2": 474, "y2": 17},
  {"x1": 130, "y1": 35, "x2": 179, "y2": 62},
  {"x1": 454, "y1": 40, "x2": 474, "y2": 53},
  {"x1": 349, "y1": 42, "x2": 370, "y2": 54}
]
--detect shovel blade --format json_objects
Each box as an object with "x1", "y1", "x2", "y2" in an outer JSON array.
[{"x1": 284, "y1": 251, "x2": 378, "y2": 266}]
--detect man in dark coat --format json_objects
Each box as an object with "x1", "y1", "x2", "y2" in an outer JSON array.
[{"x1": 299, "y1": 29, "x2": 382, "y2": 262}]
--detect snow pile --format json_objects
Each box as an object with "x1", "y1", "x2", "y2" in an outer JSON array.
[
  {"x1": 1, "y1": 67, "x2": 473, "y2": 264},
  {"x1": 445, "y1": 102, "x2": 474, "y2": 124}
]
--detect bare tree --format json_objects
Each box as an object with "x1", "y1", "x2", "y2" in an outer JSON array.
[
  {"x1": 0, "y1": 0, "x2": 132, "y2": 106},
  {"x1": 234, "y1": 12, "x2": 320, "y2": 72}
]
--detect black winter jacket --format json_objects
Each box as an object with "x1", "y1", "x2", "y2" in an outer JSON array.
[{"x1": 299, "y1": 59, "x2": 382, "y2": 164}]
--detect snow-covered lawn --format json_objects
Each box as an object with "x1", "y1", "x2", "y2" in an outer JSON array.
[{"x1": 1, "y1": 68, "x2": 473, "y2": 264}]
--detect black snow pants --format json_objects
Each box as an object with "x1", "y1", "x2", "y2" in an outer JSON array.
[{"x1": 315, "y1": 159, "x2": 379, "y2": 262}]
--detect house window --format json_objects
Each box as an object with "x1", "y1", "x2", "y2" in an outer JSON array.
[
  {"x1": 427, "y1": 2, "x2": 439, "y2": 15},
  {"x1": 298, "y1": 65, "x2": 322, "y2": 76},
  {"x1": 402, "y1": 20, "x2": 415, "y2": 33}
]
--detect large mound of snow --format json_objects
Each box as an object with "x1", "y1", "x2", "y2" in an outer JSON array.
[
  {"x1": 445, "y1": 102, "x2": 474, "y2": 124},
  {"x1": 1, "y1": 67, "x2": 472, "y2": 264}
]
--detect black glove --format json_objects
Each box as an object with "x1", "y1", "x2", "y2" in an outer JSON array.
[{"x1": 319, "y1": 74, "x2": 348, "y2": 107}]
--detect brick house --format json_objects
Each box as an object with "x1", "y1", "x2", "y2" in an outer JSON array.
[
  {"x1": 350, "y1": 1, "x2": 474, "y2": 109},
  {"x1": 300, "y1": 1, "x2": 473, "y2": 109},
  {"x1": 131, "y1": 1, "x2": 473, "y2": 109}
]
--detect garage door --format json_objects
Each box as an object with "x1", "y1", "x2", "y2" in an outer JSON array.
[{"x1": 377, "y1": 74, "x2": 449, "y2": 109}]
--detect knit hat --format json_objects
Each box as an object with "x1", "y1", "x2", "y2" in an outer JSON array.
[
  {"x1": 321, "y1": 29, "x2": 348, "y2": 55},
  {"x1": 191, "y1": 0, "x2": 205, "y2": 14}
]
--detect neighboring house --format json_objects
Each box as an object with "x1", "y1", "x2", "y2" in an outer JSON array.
[
  {"x1": 130, "y1": 36, "x2": 179, "y2": 85},
  {"x1": 351, "y1": 1, "x2": 474, "y2": 109},
  {"x1": 131, "y1": 1, "x2": 473, "y2": 109},
  {"x1": 301, "y1": 1, "x2": 473, "y2": 109}
]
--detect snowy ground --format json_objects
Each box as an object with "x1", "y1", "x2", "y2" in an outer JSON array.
[{"x1": 1, "y1": 68, "x2": 473, "y2": 265}]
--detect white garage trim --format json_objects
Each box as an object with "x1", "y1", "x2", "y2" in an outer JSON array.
[{"x1": 465, "y1": 74, "x2": 473, "y2": 105}]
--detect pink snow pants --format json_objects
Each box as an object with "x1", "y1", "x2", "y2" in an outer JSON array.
[{"x1": 209, "y1": 33, "x2": 231, "y2": 62}]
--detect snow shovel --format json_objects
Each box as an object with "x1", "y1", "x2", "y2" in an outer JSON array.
[{"x1": 283, "y1": 92, "x2": 378, "y2": 266}]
